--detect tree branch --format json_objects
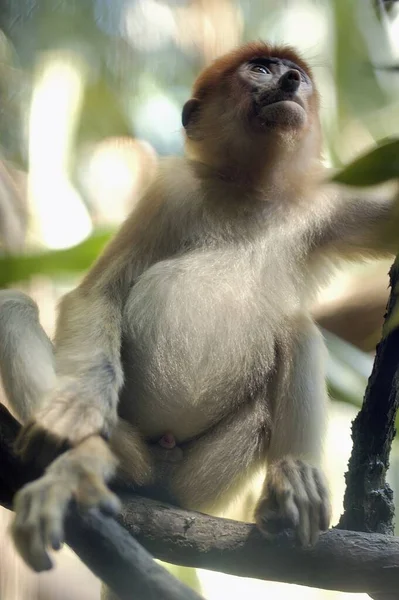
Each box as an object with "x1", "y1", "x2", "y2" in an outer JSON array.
[
  {"x1": 0, "y1": 404, "x2": 203, "y2": 600},
  {"x1": 64, "y1": 503, "x2": 203, "y2": 600},
  {"x1": 1, "y1": 404, "x2": 399, "y2": 595},
  {"x1": 115, "y1": 494, "x2": 399, "y2": 595},
  {"x1": 338, "y1": 257, "x2": 399, "y2": 534}
]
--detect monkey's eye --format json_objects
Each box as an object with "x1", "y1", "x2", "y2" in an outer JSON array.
[{"x1": 250, "y1": 64, "x2": 271, "y2": 75}]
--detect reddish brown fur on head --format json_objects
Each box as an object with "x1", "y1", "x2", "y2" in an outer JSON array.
[
  {"x1": 183, "y1": 42, "x2": 322, "y2": 185},
  {"x1": 191, "y1": 42, "x2": 316, "y2": 102}
]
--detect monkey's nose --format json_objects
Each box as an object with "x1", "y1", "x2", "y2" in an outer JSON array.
[{"x1": 279, "y1": 69, "x2": 301, "y2": 93}]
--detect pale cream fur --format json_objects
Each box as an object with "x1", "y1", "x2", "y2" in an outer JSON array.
[{"x1": 0, "y1": 42, "x2": 397, "y2": 597}]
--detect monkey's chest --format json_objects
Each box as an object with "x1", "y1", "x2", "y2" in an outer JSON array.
[{"x1": 120, "y1": 252, "x2": 298, "y2": 441}]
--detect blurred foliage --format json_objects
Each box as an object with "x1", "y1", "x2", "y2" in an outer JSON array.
[
  {"x1": 162, "y1": 562, "x2": 202, "y2": 595},
  {"x1": 324, "y1": 330, "x2": 372, "y2": 408},
  {"x1": 333, "y1": 137, "x2": 399, "y2": 185},
  {"x1": 77, "y1": 80, "x2": 132, "y2": 147},
  {"x1": 0, "y1": 230, "x2": 112, "y2": 286},
  {"x1": 333, "y1": 0, "x2": 390, "y2": 123}
]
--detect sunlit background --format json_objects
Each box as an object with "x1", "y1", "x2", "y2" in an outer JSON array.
[{"x1": 0, "y1": 0, "x2": 399, "y2": 598}]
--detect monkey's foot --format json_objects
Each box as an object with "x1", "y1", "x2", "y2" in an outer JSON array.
[
  {"x1": 12, "y1": 439, "x2": 120, "y2": 572},
  {"x1": 254, "y1": 457, "x2": 331, "y2": 547}
]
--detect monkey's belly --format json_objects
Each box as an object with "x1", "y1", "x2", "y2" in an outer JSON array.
[{"x1": 120, "y1": 253, "x2": 282, "y2": 442}]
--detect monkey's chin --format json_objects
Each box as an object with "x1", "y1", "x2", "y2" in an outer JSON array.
[{"x1": 256, "y1": 100, "x2": 307, "y2": 130}]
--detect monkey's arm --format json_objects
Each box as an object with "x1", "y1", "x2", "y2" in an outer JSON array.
[
  {"x1": 32, "y1": 288, "x2": 124, "y2": 441},
  {"x1": 17, "y1": 252, "x2": 132, "y2": 460},
  {"x1": 18, "y1": 182, "x2": 171, "y2": 457},
  {"x1": 318, "y1": 183, "x2": 399, "y2": 259},
  {"x1": 254, "y1": 318, "x2": 331, "y2": 546},
  {"x1": 2, "y1": 274, "x2": 154, "y2": 574},
  {"x1": 6, "y1": 190, "x2": 169, "y2": 570}
]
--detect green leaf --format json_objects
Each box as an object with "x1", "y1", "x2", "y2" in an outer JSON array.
[
  {"x1": 0, "y1": 229, "x2": 113, "y2": 287},
  {"x1": 332, "y1": 138, "x2": 399, "y2": 186},
  {"x1": 332, "y1": 0, "x2": 391, "y2": 123}
]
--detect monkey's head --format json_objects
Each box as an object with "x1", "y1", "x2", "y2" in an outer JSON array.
[{"x1": 182, "y1": 42, "x2": 321, "y2": 175}]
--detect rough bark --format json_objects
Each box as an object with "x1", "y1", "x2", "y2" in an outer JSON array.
[
  {"x1": 338, "y1": 258, "x2": 399, "y2": 534},
  {"x1": 117, "y1": 493, "x2": 399, "y2": 595},
  {"x1": 64, "y1": 504, "x2": 203, "y2": 600}
]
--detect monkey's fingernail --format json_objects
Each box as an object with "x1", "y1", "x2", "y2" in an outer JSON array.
[
  {"x1": 30, "y1": 552, "x2": 53, "y2": 573},
  {"x1": 50, "y1": 535, "x2": 63, "y2": 551}
]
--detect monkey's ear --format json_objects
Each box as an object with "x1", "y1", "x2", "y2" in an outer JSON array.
[{"x1": 182, "y1": 98, "x2": 201, "y2": 133}]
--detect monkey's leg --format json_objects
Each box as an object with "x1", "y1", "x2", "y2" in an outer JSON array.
[
  {"x1": 169, "y1": 399, "x2": 271, "y2": 514},
  {"x1": 0, "y1": 290, "x2": 55, "y2": 422},
  {"x1": 0, "y1": 292, "x2": 151, "y2": 572},
  {"x1": 254, "y1": 318, "x2": 331, "y2": 546},
  {"x1": 0, "y1": 290, "x2": 73, "y2": 466},
  {"x1": 12, "y1": 434, "x2": 120, "y2": 572}
]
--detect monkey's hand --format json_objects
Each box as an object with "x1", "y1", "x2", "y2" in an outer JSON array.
[
  {"x1": 15, "y1": 378, "x2": 118, "y2": 467},
  {"x1": 254, "y1": 457, "x2": 331, "y2": 547},
  {"x1": 12, "y1": 436, "x2": 120, "y2": 572}
]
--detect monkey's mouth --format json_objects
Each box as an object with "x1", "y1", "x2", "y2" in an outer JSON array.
[
  {"x1": 270, "y1": 97, "x2": 304, "y2": 109},
  {"x1": 253, "y1": 93, "x2": 307, "y2": 128},
  {"x1": 257, "y1": 91, "x2": 305, "y2": 110}
]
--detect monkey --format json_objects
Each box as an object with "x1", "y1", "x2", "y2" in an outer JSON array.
[{"x1": 0, "y1": 42, "x2": 397, "y2": 595}]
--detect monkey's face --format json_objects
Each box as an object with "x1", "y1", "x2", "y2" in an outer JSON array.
[
  {"x1": 238, "y1": 57, "x2": 314, "y2": 132},
  {"x1": 182, "y1": 44, "x2": 321, "y2": 167}
]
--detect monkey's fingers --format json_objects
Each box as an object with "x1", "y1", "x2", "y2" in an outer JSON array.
[
  {"x1": 74, "y1": 471, "x2": 121, "y2": 516},
  {"x1": 255, "y1": 471, "x2": 299, "y2": 537},
  {"x1": 255, "y1": 458, "x2": 331, "y2": 547},
  {"x1": 12, "y1": 469, "x2": 120, "y2": 573},
  {"x1": 295, "y1": 462, "x2": 331, "y2": 546},
  {"x1": 313, "y1": 467, "x2": 331, "y2": 532},
  {"x1": 12, "y1": 476, "x2": 72, "y2": 571}
]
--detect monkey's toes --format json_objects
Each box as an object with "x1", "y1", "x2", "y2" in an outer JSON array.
[
  {"x1": 255, "y1": 458, "x2": 331, "y2": 547},
  {"x1": 74, "y1": 474, "x2": 121, "y2": 516},
  {"x1": 12, "y1": 477, "x2": 70, "y2": 572},
  {"x1": 12, "y1": 466, "x2": 120, "y2": 572}
]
